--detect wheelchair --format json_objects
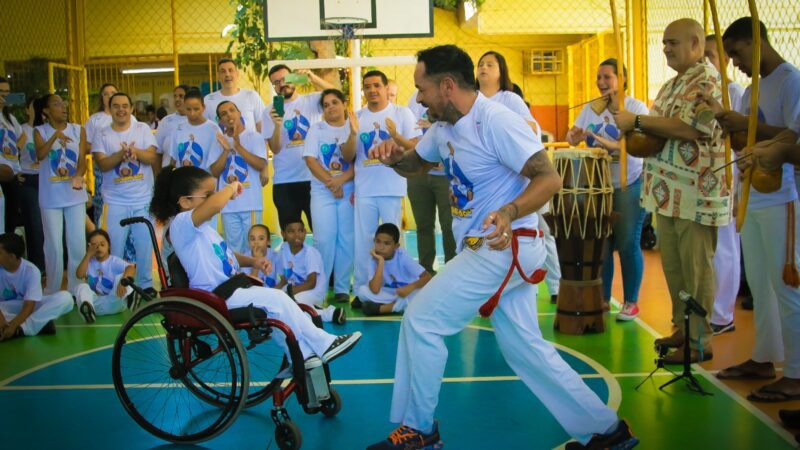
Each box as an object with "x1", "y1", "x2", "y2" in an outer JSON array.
[{"x1": 111, "y1": 217, "x2": 342, "y2": 449}]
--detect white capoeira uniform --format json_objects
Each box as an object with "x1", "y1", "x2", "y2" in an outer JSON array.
[
  {"x1": 0, "y1": 259, "x2": 73, "y2": 335},
  {"x1": 219, "y1": 130, "x2": 266, "y2": 254},
  {"x1": 274, "y1": 242, "x2": 336, "y2": 322},
  {"x1": 737, "y1": 62, "x2": 800, "y2": 376},
  {"x1": 389, "y1": 94, "x2": 618, "y2": 443},
  {"x1": 356, "y1": 248, "x2": 427, "y2": 313},
  {"x1": 74, "y1": 255, "x2": 133, "y2": 316}
]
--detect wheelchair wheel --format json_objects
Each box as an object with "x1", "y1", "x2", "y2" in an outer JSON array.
[
  {"x1": 275, "y1": 420, "x2": 302, "y2": 450},
  {"x1": 112, "y1": 297, "x2": 249, "y2": 444},
  {"x1": 320, "y1": 387, "x2": 342, "y2": 418}
]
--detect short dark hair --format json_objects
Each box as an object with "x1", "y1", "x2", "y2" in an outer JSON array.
[
  {"x1": 0, "y1": 233, "x2": 25, "y2": 259},
  {"x1": 280, "y1": 217, "x2": 305, "y2": 233},
  {"x1": 416, "y1": 45, "x2": 475, "y2": 89},
  {"x1": 268, "y1": 64, "x2": 292, "y2": 78},
  {"x1": 217, "y1": 58, "x2": 237, "y2": 68},
  {"x1": 216, "y1": 100, "x2": 239, "y2": 118},
  {"x1": 375, "y1": 223, "x2": 400, "y2": 244},
  {"x1": 183, "y1": 89, "x2": 204, "y2": 105},
  {"x1": 598, "y1": 58, "x2": 628, "y2": 90},
  {"x1": 363, "y1": 70, "x2": 388, "y2": 86},
  {"x1": 109, "y1": 92, "x2": 133, "y2": 107},
  {"x1": 722, "y1": 17, "x2": 769, "y2": 43},
  {"x1": 87, "y1": 229, "x2": 112, "y2": 249},
  {"x1": 319, "y1": 88, "x2": 346, "y2": 108}
]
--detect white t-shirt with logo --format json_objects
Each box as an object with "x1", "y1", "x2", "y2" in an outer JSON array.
[
  {"x1": 85, "y1": 111, "x2": 137, "y2": 146},
  {"x1": 170, "y1": 210, "x2": 240, "y2": 292},
  {"x1": 19, "y1": 123, "x2": 39, "y2": 175},
  {"x1": 738, "y1": 62, "x2": 800, "y2": 210},
  {"x1": 302, "y1": 119, "x2": 355, "y2": 198},
  {"x1": 169, "y1": 120, "x2": 224, "y2": 172},
  {"x1": 93, "y1": 122, "x2": 158, "y2": 206},
  {"x1": 218, "y1": 130, "x2": 267, "y2": 214},
  {"x1": 0, "y1": 259, "x2": 42, "y2": 303},
  {"x1": 275, "y1": 243, "x2": 327, "y2": 300},
  {"x1": 0, "y1": 114, "x2": 22, "y2": 174},
  {"x1": 416, "y1": 94, "x2": 540, "y2": 252},
  {"x1": 366, "y1": 248, "x2": 425, "y2": 302},
  {"x1": 35, "y1": 123, "x2": 89, "y2": 209},
  {"x1": 355, "y1": 103, "x2": 421, "y2": 198},
  {"x1": 573, "y1": 96, "x2": 649, "y2": 188},
  {"x1": 87, "y1": 255, "x2": 130, "y2": 295},
  {"x1": 204, "y1": 89, "x2": 266, "y2": 132},
  {"x1": 155, "y1": 113, "x2": 187, "y2": 157},
  {"x1": 261, "y1": 92, "x2": 321, "y2": 184}
]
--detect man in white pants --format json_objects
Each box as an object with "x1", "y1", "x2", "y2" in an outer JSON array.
[
  {"x1": 93, "y1": 93, "x2": 159, "y2": 289},
  {"x1": 366, "y1": 45, "x2": 637, "y2": 450},
  {"x1": 712, "y1": 17, "x2": 800, "y2": 402},
  {"x1": 341, "y1": 70, "x2": 421, "y2": 300}
]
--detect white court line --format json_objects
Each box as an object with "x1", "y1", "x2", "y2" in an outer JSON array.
[{"x1": 610, "y1": 296, "x2": 797, "y2": 445}]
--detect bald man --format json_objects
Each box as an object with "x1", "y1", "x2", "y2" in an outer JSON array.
[{"x1": 614, "y1": 18, "x2": 731, "y2": 364}]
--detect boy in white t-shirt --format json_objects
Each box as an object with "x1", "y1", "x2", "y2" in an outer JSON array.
[
  {"x1": 247, "y1": 224, "x2": 279, "y2": 288},
  {"x1": 0, "y1": 233, "x2": 73, "y2": 341},
  {"x1": 275, "y1": 219, "x2": 345, "y2": 325},
  {"x1": 75, "y1": 229, "x2": 136, "y2": 323},
  {"x1": 209, "y1": 100, "x2": 267, "y2": 254},
  {"x1": 168, "y1": 90, "x2": 224, "y2": 171},
  {"x1": 357, "y1": 223, "x2": 431, "y2": 316}
]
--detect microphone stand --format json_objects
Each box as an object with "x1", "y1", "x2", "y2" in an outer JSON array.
[{"x1": 658, "y1": 292, "x2": 713, "y2": 396}]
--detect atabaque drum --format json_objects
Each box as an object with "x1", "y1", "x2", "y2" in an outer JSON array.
[{"x1": 546, "y1": 148, "x2": 614, "y2": 334}]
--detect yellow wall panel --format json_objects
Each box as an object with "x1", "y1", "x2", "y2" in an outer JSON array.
[{"x1": 2, "y1": 0, "x2": 67, "y2": 60}]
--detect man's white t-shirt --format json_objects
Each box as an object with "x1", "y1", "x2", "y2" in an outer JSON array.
[
  {"x1": 366, "y1": 248, "x2": 426, "y2": 302},
  {"x1": 355, "y1": 103, "x2": 421, "y2": 198},
  {"x1": 0, "y1": 259, "x2": 42, "y2": 302},
  {"x1": 85, "y1": 111, "x2": 137, "y2": 146},
  {"x1": 87, "y1": 255, "x2": 130, "y2": 295},
  {"x1": 275, "y1": 244, "x2": 327, "y2": 299},
  {"x1": 204, "y1": 89, "x2": 266, "y2": 133},
  {"x1": 218, "y1": 130, "x2": 267, "y2": 214},
  {"x1": 169, "y1": 120, "x2": 223, "y2": 172},
  {"x1": 573, "y1": 96, "x2": 650, "y2": 188},
  {"x1": 302, "y1": 119, "x2": 355, "y2": 198},
  {"x1": 170, "y1": 210, "x2": 240, "y2": 292},
  {"x1": 416, "y1": 94, "x2": 540, "y2": 252},
  {"x1": 261, "y1": 92, "x2": 322, "y2": 184},
  {"x1": 155, "y1": 113, "x2": 187, "y2": 158},
  {"x1": 739, "y1": 62, "x2": 800, "y2": 210},
  {"x1": 19, "y1": 123, "x2": 39, "y2": 175},
  {"x1": 35, "y1": 123, "x2": 88, "y2": 209},
  {"x1": 93, "y1": 122, "x2": 158, "y2": 206},
  {"x1": 406, "y1": 92, "x2": 444, "y2": 177}
]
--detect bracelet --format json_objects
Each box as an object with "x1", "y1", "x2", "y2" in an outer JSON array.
[{"x1": 634, "y1": 115, "x2": 643, "y2": 132}]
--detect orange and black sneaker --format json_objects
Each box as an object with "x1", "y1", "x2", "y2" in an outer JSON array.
[
  {"x1": 565, "y1": 420, "x2": 639, "y2": 450},
  {"x1": 366, "y1": 421, "x2": 444, "y2": 450}
]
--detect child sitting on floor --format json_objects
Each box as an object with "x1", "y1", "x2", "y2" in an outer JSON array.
[
  {"x1": 275, "y1": 219, "x2": 345, "y2": 325},
  {"x1": 75, "y1": 229, "x2": 137, "y2": 323},
  {"x1": 247, "y1": 224, "x2": 279, "y2": 288},
  {"x1": 357, "y1": 223, "x2": 431, "y2": 316},
  {"x1": 0, "y1": 233, "x2": 73, "y2": 341}
]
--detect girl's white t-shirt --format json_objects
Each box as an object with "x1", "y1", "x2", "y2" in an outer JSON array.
[
  {"x1": 87, "y1": 255, "x2": 130, "y2": 295},
  {"x1": 35, "y1": 123, "x2": 88, "y2": 209},
  {"x1": 169, "y1": 210, "x2": 240, "y2": 292},
  {"x1": 169, "y1": 120, "x2": 224, "y2": 172},
  {"x1": 302, "y1": 119, "x2": 355, "y2": 198}
]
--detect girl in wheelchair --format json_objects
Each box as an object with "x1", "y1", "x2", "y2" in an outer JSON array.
[{"x1": 150, "y1": 165, "x2": 361, "y2": 364}]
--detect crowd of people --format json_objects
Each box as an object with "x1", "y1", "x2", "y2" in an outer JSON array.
[{"x1": 0, "y1": 14, "x2": 798, "y2": 449}]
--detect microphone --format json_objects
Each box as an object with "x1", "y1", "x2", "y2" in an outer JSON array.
[{"x1": 679, "y1": 290, "x2": 708, "y2": 318}]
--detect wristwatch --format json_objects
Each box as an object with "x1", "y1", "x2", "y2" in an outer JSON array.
[{"x1": 634, "y1": 115, "x2": 643, "y2": 132}]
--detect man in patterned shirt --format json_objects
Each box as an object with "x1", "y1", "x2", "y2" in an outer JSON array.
[{"x1": 614, "y1": 18, "x2": 731, "y2": 364}]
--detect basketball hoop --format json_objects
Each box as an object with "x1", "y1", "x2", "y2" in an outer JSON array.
[{"x1": 321, "y1": 16, "x2": 369, "y2": 40}]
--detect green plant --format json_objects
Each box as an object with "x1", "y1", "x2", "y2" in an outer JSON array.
[{"x1": 433, "y1": 0, "x2": 485, "y2": 10}]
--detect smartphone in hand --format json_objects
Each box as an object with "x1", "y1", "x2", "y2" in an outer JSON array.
[{"x1": 273, "y1": 95, "x2": 285, "y2": 117}]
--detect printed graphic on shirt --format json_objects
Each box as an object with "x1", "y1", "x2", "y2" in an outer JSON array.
[
  {"x1": 177, "y1": 134, "x2": 206, "y2": 167},
  {"x1": 213, "y1": 241, "x2": 237, "y2": 277},
  {"x1": 320, "y1": 140, "x2": 350, "y2": 175},
  {"x1": 222, "y1": 152, "x2": 249, "y2": 184},
  {"x1": 359, "y1": 122, "x2": 390, "y2": 166},
  {"x1": 283, "y1": 261, "x2": 307, "y2": 284},
  {"x1": 284, "y1": 112, "x2": 311, "y2": 146},
  {"x1": 49, "y1": 140, "x2": 78, "y2": 181},
  {"x1": 383, "y1": 274, "x2": 410, "y2": 289},
  {"x1": 444, "y1": 142, "x2": 474, "y2": 218},
  {"x1": 88, "y1": 269, "x2": 115, "y2": 295},
  {"x1": 25, "y1": 141, "x2": 38, "y2": 169},
  {"x1": 2, "y1": 287, "x2": 21, "y2": 301},
  {"x1": 0, "y1": 128, "x2": 19, "y2": 161},
  {"x1": 113, "y1": 144, "x2": 143, "y2": 183}
]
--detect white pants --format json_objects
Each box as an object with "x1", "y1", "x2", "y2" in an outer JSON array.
[
  {"x1": 294, "y1": 290, "x2": 336, "y2": 323},
  {"x1": 537, "y1": 207, "x2": 560, "y2": 296},
  {"x1": 102, "y1": 204, "x2": 153, "y2": 289},
  {"x1": 311, "y1": 191, "x2": 354, "y2": 295},
  {"x1": 227, "y1": 286, "x2": 335, "y2": 359},
  {"x1": 354, "y1": 196, "x2": 402, "y2": 288},
  {"x1": 222, "y1": 211, "x2": 261, "y2": 255},
  {"x1": 74, "y1": 274, "x2": 132, "y2": 316},
  {"x1": 42, "y1": 204, "x2": 85, "y2": 294},
  {"x1": 356, "y1": 284, "x2": 416, "y2": 313},
  {"x1": 711, "y1": 220, "x2": 741, "y2": 326},
  {"x1": 389, "y1": 237, "x2": 617, "y2": 442},
  {"x1": 0, "y1": 292, "x2": 73, "y2": 335},
  {"x1": 741, "y1": 202, "x2": 800, "y2": 377}
]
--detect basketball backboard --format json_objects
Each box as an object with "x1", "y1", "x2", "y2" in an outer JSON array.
[{"x1": 264, "y1": 0, "x2": 434, "y2": 41}]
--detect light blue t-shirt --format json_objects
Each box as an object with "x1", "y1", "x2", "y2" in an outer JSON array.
[
  {"x1": 416, "y1": 94, "x2": 541, "y2": 252},
  {"x1": 366, "y1": 248, "x2": 425, "y2": 300},
  {"x1": 170, "y1": 210, "x2": 240, "y2": 292},
  {"x1": 302, "y1": 119, "x2": 355, "y2": 198}
]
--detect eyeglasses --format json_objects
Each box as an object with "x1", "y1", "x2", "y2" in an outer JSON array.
[
  {"x1": 182, "y1": 194, "x2": 211, "y2": 200},
  {"x1": 270, "y1": 78, "x2": 285, "y2": 87}
]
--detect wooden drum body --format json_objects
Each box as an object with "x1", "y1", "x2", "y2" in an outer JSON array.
[{"x1": 547, "y1": 148, "x2": 614, "y2": 334}]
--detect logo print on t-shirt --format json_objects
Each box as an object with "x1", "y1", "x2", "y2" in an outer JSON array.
[
  {"x1": 25, "y1": 142, "x2": 39, "y2": 168},
  {"x1": 213, "y1": 241, "x2": 236, "y2": 277},
  {"x1": 2, "y1": 287, "x2": 21, "y2": 301},
  {"x1": 444, "y1": 142, "x2": 474, "y2": 216},
  {"x1": 585, "y1": 116, "x2": 620, "y2": 148},
  {"x1": 320, "y1": 141, "x2": 349, "y2": 174},
  {"x1": 283, "y1": 261, "x2": 306, "y2": 285},
  {"x1": 223, "y1": 153, "x2": 248, "y2": 183},
  {"x1": 0, "y1": 128, "x2": 19, "y2": 160},
  {"x1": 284, "y1": 112, "x2": 311, "y2": 144},
  {"x1": 360, "y1": 123, "x2": 391, "y2": 159},
  {"x1": 49, "y1": 140, "x2": 78, "y2": 179},
  {"x1": 88, "y1": 269, "x2": 115, "y2": 295},
  {"x1": 178, "y1": 134, "x2": 204, "y2": 167},
  {"x1": 114, "y1": 158, "x2": 142, "y2": 180},
  {"x1": 383, "y1": 274, "x2": 409, "y2": 289}
]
